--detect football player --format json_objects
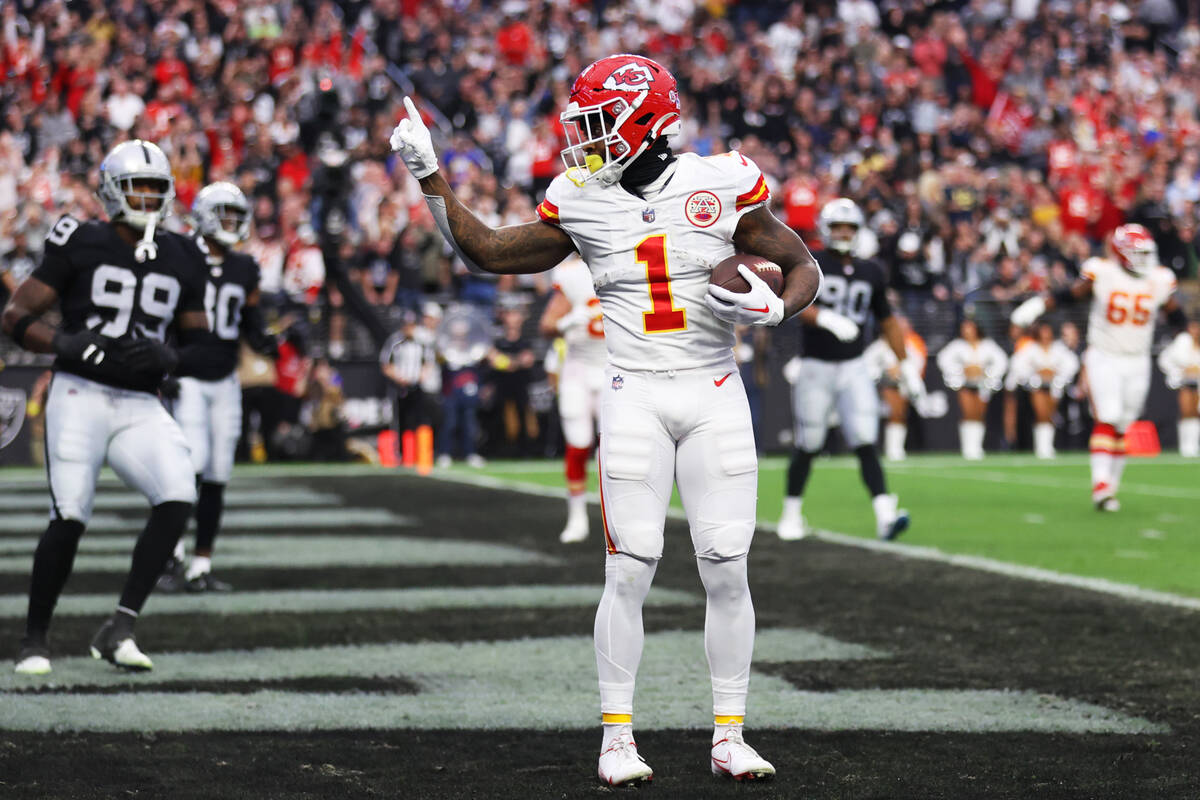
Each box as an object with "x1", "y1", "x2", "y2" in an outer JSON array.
[
  {"x1": 2, "y1": 140, "x2": 223, "y2": 674},
  {"x1": 936, "y1": 318, "x2": 1009, "y2": 460},
  {"x1": 390, "y1": 54, "x2": 822, "y2": 784},
  {"x1": 1004, "y1": 321, "x2": 1079, "y2": 459},
  {"x1": 1013, "y1": 224, "x2": 1187, "y2": 507},
  {"x1": 777, "y1": 199, "x2": 923, "y2": 542},
  {"x1": 1157, "y1": 320, "x2": 1200, "y2": 457},
  {"x1": 538, "y1": 254, "x2": 606, "y2": 543},
  {"x1": 159, "y1": 182, "x2": 277, "y2": 592}
]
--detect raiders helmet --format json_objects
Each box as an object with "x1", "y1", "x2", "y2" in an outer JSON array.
[
  {"x1": 96, "y1": 140, "x2": 175, "y2": 231},
  {"x1": 192, "y1": 182, "x2": 251, "y2": 247},
  {"x1": 818, "y1": 198, "x2": 865, "y2": 254}
]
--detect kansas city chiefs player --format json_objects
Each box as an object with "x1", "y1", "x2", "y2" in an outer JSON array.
[
  {"x1": 1012, "y1": 223, "x2": 1188, "y2": 510},
  {"x1": 391, "y1": 54, "x2": 822, "y2": 785}
]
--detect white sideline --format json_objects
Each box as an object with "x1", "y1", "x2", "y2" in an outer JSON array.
[{"x1": 427, "y1": 469, "x2": 1200, "y2": 613}]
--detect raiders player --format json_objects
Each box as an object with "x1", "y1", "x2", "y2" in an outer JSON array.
[
  {"x1": 777, "y1": 199, "x2": 923, "y2": 542},
  {"x1": 159, "y1": 182, "x2": 276, "y2": 593},
  {"x1": 2, "y1": 140, "x2": 222, "y2": 674},
  {"x1": 391, "y1": 54, "x2": 823, "y2": 784}
]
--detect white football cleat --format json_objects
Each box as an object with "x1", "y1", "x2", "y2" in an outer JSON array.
[
  {"x1": 90, "y1": 618, "x2": 153, "y2": 671},
  {"x1": 558, "y1": 514, "x2": 589, "y2": 544},
  {"x1": 15, "y1": 642, "x2": 51, "y2": 675},
  {"x1": 776, "y1": 511, "x2": 808, "y2": 541},
  {"x1": 598, "y1": 734, "x2": 653, "y2": 786},
  {"x1": 711, "y1": 728, "x2": 775, "y2": 781}
]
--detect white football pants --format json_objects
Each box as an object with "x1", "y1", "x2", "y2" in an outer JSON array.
[
  {"x1": 175, "y1": 373, "x2": 243, "y2": 483},
  {"x1": 792, "y1": 355, "x2": 879, "y2": 452},
  {"x1": 557, "y1": 358, "x2": 605, "y2": 449},
  {"x1": 1084, "y1": 349, "x2": 1150, "y2": 432}
]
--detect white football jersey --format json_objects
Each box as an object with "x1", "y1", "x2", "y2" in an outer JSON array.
[
  {"x1": 1005, "y1": 340, "x2": 1079, "y2": 393},
  {"x1": 538, "y1": 151, "x2": 772, "y2": 371},
  {"x1": 1081, "y1": 257, "x2": 1176, "y2": 356},
  {"x1": 551, "y1": 255, "x2": 608, "y2": 367},
  {"x1": 1157, "y1": 330, "x2": 1200, "y2": 388},
  {"x1": 936, "y1": 338, "x2": 1008, "y2": 392}
]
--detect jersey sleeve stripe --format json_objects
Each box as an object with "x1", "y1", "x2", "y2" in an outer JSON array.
[
  {"x1": 735, "y1": 175, "x2": 770, "y2": 210},
  {"x1": 537, "y1": 199, "x2": 561, "y2": 224}
]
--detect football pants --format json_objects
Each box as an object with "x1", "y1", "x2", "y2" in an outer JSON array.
[
  {"x1": 791, "y1": 355, "x2": 879, "y2": 452},
  {"x1": 175, "y1": 373, "x2": 243, "y2": 483},
  {"x1": 1084, "y1": 348, "x2": 1151, "y2": 432}
]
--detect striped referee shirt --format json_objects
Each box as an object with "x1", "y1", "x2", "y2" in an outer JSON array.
[{"x1": 380, "y1": 332, "x2": 425, "y2": 386}]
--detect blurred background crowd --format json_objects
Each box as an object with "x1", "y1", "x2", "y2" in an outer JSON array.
[{"x1": 1, "y1": 0, "x2": 1198, "y2": 461}]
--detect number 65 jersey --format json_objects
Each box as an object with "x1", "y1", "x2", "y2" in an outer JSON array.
[
  {"x1": 537, "y1": 151, "x2": 772, "y2": 372},
  {"x1": 33, "y1": 216, "x2": 207, "y2": 393},
  {"x1": 1081, "y1": 256, "x2": 1177, "y2": 357}
]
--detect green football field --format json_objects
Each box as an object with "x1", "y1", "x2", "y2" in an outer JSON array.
[{"x1": 446, "y1": 453, "x2": 1200, "y2": 600}]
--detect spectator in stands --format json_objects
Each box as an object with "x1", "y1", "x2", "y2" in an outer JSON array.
[{"x1": 487, "y1": 299, "x2": 538, "y2": 459}]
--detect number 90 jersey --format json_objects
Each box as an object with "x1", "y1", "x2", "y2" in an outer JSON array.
[
  {"x1": 1081, "y1": 257, "x2": 1177, "y2": 357},
  {"x1": 32, "y1": 215, "x2": 207, "y2": 393},
  {"x1": 538, "y1": 151, "x2": 772, "y2": 371}
]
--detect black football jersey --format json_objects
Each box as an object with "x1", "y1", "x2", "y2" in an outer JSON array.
[
  {"x1": 32, "y1": 215, "x2": 207, "y2": 393},
  {"x1": 800, "y1": 250, "x2": 893, "y2": 362},
  {"x1": 195, "y1": 244, "x2": 262, "y2": 380}
]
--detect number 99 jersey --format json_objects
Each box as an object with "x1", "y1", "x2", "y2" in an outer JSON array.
[
  {"x1": 537, "y1": 150, "x2": 771, "y2": 372},
  {"x1": 801, "y1": 250, "x2": 891, "y2": 361},
  {"x1": 32, "y1": 215, "x2": 207, "y2": 393}
]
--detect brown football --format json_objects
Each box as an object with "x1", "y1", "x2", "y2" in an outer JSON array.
[{"x1": 709, "y1": 253, "x2": 784, "y2": 296}]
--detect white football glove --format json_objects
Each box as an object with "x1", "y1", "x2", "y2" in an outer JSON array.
[
  {"x1": 782, "y1": 356, "x2": 803, "y2": 385},
  {"x1": 389, "y1": 97, "x2": 439, "y2": 180},
  {"x1": 1011, "y1": 295, "x2": 1047, "y2": 328},
  {"x1": 899, "y1": 358, "x2": 925, "y2": 402},
  {"x1": 704, "y1": 264, "x2": 785, "y2": 327},
  {"x1": 814, "y1": 309, "x2": 859, "y2": 342}
]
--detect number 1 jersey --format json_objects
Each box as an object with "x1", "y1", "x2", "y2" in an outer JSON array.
[
  {"x1": 537, "y1": 151, "x2": 771, "y2": 372},
  {"x1": 32, "y1": 216, "x2": 207, "y2": 393}
]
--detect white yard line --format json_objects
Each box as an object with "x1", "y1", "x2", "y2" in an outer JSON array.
[
  {"x1": 429, "y1": 469, "x2": 1200, "y2": 613},
  {"x1": 898, "y1": 468, "x2": 1200, "y2": 499}
]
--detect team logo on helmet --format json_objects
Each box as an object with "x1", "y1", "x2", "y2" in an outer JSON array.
[
  {"x1": 684, "y1": 191, "x2": 721, "y2": 228},
  {"x1": 0, "y1": 386, "x2": 26, "y2": 451},
  {"x1": 603, "y1": 63, "x2": 656, "y2": 91}
]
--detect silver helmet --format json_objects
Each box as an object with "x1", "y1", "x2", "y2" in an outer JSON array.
[
  {"x1": 817, "y1": 198, "x2": 865, "y2": 254},
  {"x1": 96, "y1": 140, "x2": 175, "y2": 231},
  {"x1": 191, "y1": 182, "x2": 251, "y2": 247}
]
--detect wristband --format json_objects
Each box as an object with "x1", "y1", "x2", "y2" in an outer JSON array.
[{"x1": 11, "y1": 314, "x2": 38, "y2": 347}]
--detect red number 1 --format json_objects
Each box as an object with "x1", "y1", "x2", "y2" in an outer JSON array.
[{"x1": 637, "y1": 234, "x2": 687, "y2": 333}]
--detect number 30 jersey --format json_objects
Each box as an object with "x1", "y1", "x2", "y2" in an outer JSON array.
[
  {"x1": 538, "y1": 151, "x2": 771, "y2": 372},
  {"x1": 801, "y1": 250, "x2": 891, "y2": 362},
  {"x1": 1080, "y1": 257, "x2": 1176, "y2": 357},
  {"x1": 32, "y1": 215, "x2": 207, "y2": 392}
]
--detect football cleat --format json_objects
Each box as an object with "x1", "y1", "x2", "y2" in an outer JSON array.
[
  {"x1": 559, "y1": 512, "x2": 589, "y2": 544},
  {"x1": 598, "y1": 733, "x2": 653, "y2": 786},
  {"x1": 90, "y1": 618, "x2": 153, "y2": 671},
  {"x1": 878, "y1": 509, "x2": 911, "y2": 541},
  {"x1": 776, "y1": 511, "x2": 808, "y2": 541},
  {"x1": 187, "y1": 573, "x2": 232, "y2": 593},
  {"x1": 14, "y1": 638, "x2": 51, "y2": 675},
  {"x1": 1096, "y1": 497, "x2": 1121, "y2": 512},
  {"x1": 156, "y1": 557, "x2": 189, "y2": 593},
  {"x1": 1092, "y1": 482, "x2": 1119, "y2": 512},
  {"x1": 711, "y1": 728, "x2": 775, "y2": 781}
]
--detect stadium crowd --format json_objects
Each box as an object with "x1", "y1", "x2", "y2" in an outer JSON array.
[{"x1": 1, "y1": 0, "x2": 1198, "y2": 460}]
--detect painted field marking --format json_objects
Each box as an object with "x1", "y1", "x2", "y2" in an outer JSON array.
[
  {"x1": 0, "y1": 488, "x2": 344, "y2": 512},
  {"x1": 0, "y1": 629, "x2": 1164, "y2": 735},
  {"x1": 899, "y1": 467, "x2": 1200, "y2": 500},
  {"x1": 0, "y1": 585, "x2": 696, "y2": 619},
  {"x1": 0, "y1": 508, "x2": 412, "y2": 535},
  {"x1": 429, "y1": 469, "x2": 1200, "y2": 612},
  {"x1": 0, "y1": 534, "x2": 557, "y2": 574}
]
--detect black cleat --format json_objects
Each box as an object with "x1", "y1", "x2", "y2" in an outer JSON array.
[
  {"x1": 156, "y1": 557, "x2": 189, "y2": 593},
  {"x1": 90, "y1": 617, "x2": 153, "y2": 671},
  {"x1": 187, "y1": 573, "x2": 232, "y2": 593}
]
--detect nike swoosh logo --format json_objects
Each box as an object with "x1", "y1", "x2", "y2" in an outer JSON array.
[
  {"x1": 714, "y1": 372, "x2": 733, "y2": 387},
  {"x1": 746, "y1": 305, "x2": 770, "y2": 313}
]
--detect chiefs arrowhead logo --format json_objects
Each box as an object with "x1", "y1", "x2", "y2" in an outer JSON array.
[{"x1": 603, "y1": 63, "x2": 655, "y2": 91}]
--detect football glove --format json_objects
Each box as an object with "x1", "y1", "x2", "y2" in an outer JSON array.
[
  {"x1": 814, "y1": 309, "x2": 859, "y2": 342},
  {"x1": 389, "y1": 97, "x2": 439, "y2": 180},
  {"x1": 704, "y1": 264, "x2": 785, "y2": 327},
  {"x1": 52, "y1": 329, "x2": 110, "y2": 365},
  {"x1": 121, "y1": 337, "x2": 180, "y2": 375},
  {"x1": 1011, "y1": 295, "x2": 1047, "y2": 328},
  {"x1": 782, "y1": 356, "x2": 803, "y2": 385},
  {"x1": 899, "y1": 358, "x2": 926, "y2": 402}
]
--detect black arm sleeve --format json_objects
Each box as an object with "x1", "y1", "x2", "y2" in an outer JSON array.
[
  {"x1": 240, "y1": 303, "x2": 277, "y2": 355},
  {"x1": 176, "y1": 327, "x2": 239, "y2": 380}
]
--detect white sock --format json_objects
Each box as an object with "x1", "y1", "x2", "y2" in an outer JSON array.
[
  {"x1": 781, "y1": 496, "x2": 801, "y2": 519},
  {"x1": 871, "y1": 493, "x2": 897, "y2": 525},
  {"x1": 186, "y1": 555, "x2": 211, "y2": 581},
  {"x1": 1110, "y1": 453, "x2": 1127, "y2": 494},
  {"x1": 567, "y1": 493, "x2": 587, "y2": 518},
  {"x1": 697, "y1": 557, "x2": 753, "y2": 718},
  {"x1": 960, "y1": 421, "x2": 985, "y2": 459},
  {"x1": 1179, "y1": 418, "x2": 1200, "y2": 457},
  {"x1": 173, "y1": 540, "x2": 186, "y2": 562},
  {"x1": 884, "y1": 423, "x2": 907, "y2": 460},
  {"x1": 1090, "y1": 450, "x2": 1113, "y2": 491},
  {"x1": 1034, "y1": 422, "x2": 1056, "y2": 458}
]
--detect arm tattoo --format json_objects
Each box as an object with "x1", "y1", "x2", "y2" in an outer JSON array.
[{"x1": 734, "y1": 207, "x2": 822, "y2": 318}]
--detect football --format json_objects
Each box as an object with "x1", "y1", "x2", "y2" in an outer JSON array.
[{"x1": 709, "y1": 253, "x2": 784, "y2": 296}]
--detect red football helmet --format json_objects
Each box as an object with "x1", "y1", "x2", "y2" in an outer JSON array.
[
  {"x1": 1110, "y1": 224, "x2": 1157, "y2": 276},
  {"x1": 559, "y1": 54, "x2": 682, "y2": 186}
]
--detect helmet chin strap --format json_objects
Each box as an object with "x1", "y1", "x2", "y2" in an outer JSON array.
[{"x1": 134, "y1": 215, "x2": 158, "y2": 262}]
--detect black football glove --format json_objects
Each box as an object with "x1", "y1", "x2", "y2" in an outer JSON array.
[
  {"x1": 52, "y1": 329, "x2": 110, "y2": 366},
  {"x1": 120, "y1": 338, "x2": 180, "y2": 375}
]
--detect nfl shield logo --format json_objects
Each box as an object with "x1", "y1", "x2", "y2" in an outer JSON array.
[
  {"x1": 612, "y1": 375, "x2": 624, "y2": 391},
  {"x1": 642, "y1": 208, "x2": 655, "y2": 223}
]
